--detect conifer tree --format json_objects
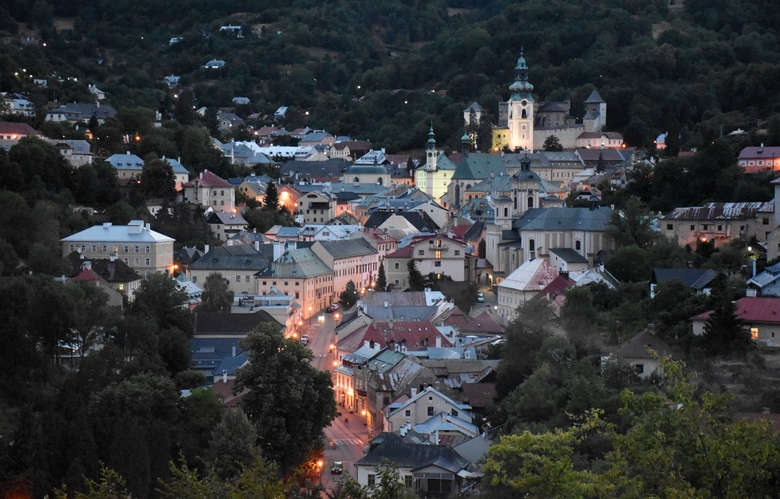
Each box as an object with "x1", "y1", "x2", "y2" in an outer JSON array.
[{"x1": 377, "y1": 262, "x2": 387, "y2": 291}]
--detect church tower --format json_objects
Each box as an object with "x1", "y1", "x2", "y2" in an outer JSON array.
[
  {"x1": 507, "y1": 48, "x2": 534, "y2": 152},
  {"x1": 424, "y1": 125, "x2": 437, "y2": 197}
]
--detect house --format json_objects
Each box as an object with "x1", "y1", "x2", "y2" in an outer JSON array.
[
  {"x1": 182, "y1": 170, "x2": 236, "y2": 212},
  {"x1": 48, "y1": 139, "x2": 93, "y2": 167},
  {"x1": 45, "y1": 102, "x2": 117, "y2": 125},
  {"x1": 311, "y1": 239, "x2": 379, "y2": 295},
  {"x1": 747, "y1": 262, "x2": 780, "y2": 297},
  {"x1": 278, "y1": 158, "x2": 351, "y2": 181},
  {"x1": 385, "y1": 235, "x2": 470, "y2": 290},
  {"x1": 343, "y1": 163, "x2": 392, "y2": 187},
  {"x1": 0, "y1": 122, "x2": 41, "y2": 143},
  {"x1": 175, "y1": 274, "x2": 203, "y2": 309},
  {"x1": 364, "y1": 212, "x2": 439, "y2": 235},
  {"x1": 88, "y1": 84, "x2": 106, "y2": 100},
  {"x1": 415, "y1": 129, "x2": 459, "y2": 205},
  {"x1": 299, "y1": 131, "x2": 336, "y2": 147},
  {"x1": 738, "y1": 145, "x2": 780, "y2": 172},
  {"x1": 273, "y1": 106, "x2": 288, "y2": 120},
  {"x1": 66, "y1": 251, "x2": 143, "y2": 302},
  {"x1": 255, "y1": 246, "x2": 334, "y2": 319},
  {"x1": 497, "y1": 258, "x2": 558, "y2": 323},
  {"x1": 385, "y1": 386, "x2": 474, "y2": 434},
  {"x1": 355, "y1": 432, "x2": 471, "y2": 495},
  {"x1": 458, "y1": 310, "x2": 505, "y2": 336},
  {"x1": 651, "y1": 268, "x2": 719, "y2": 298},
  {"x1": 549, "y1": 247, "x2": 589, "y2": 272},
  {"x1": 217, "y1": 112, "x2": 245, "y2": 132},
  {"x1": 576, "y1": 131, "x2": 624, "y2": 149},
  {"x1": 162, "y1": 75, "x2": 180, "y2": 87},
  {"x1": 160, "y1": 156, "x2": 191, "y2": 191},
  {"x1": 189, "y1": 243, "x2": 276, "y2": 295},
  {"x1": 232, "y1": 97, "x2": 250, "y2": 105},
  {"x1": 444, "y1": 150, "x2": 508, "y2": 209},
  {"x1": 351, "y1": 228, "x2": 399, "y2": 263},
  {"x1": 2, "y1": 92, "x2": 35, "y2": 116},
  {"x1": 231, "y1": 288, "x2": 302, "y2": 337},
  {"x1": 574, "y1": 148, "x2": 627, "y2": 169},
  {"x1": 356, "y1": 290, "x2": 452, "y2": 322},
  {"x1": 299, "y1": 224, "x2": 363, "y2": 242},
  {"x1": 61, "y1": 220, "x2": 175, "y2": 276},
  {"x1": 105, "y1": 151, "x2": 144, "y2": 181},
  {"x1": 603, "y1": 330, "x2": 672, "y2": 379},
  {"x1": 296, "y1": 190, "x2": 336, "y2": 224},
  {"x1": 237, "y1": 176, "x2": 268, "y2": 204},
  {"x1": 207, "y1": 211, "x2": 248, "y2": 241},
  {"x1": 174, "y1": 246, "x2": 204, "y2": 274},
  {"x1": 692, "y1": 297, "x2": 780, "y2": 346},
  {"x1": 328, "y1": 140, "x2": 373, "y2": 161},
  {"x1": 65, "y1": 262, "x2": 128, "y2": 309},
  {"x1": 660, "y1": 202, "x2": 775, "y2": 248}
]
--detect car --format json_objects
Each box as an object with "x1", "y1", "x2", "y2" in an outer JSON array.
[
  {"x1": 330, "y1": 303, "x2": 340, "y2": 311},
  {"x1": 331, "y1": 461, "x2": 344, "y2": 474},
  {"x1": 476, "y1": 292, "x2": 485, "y2": 303},
  {"x1": 325, "y1": 306, "x2": 333, "y2": 313},
  {"x1": 300, "y1": 334, "x2": 310, "y2": 345}
]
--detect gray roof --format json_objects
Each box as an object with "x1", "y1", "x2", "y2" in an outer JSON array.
[
  {"x1": 463, "y1": 102, "x2": 485, "y2": 113},
  {"x1": 257, "y1": 248, "x2": 331, "y2": 278},
  {"x1": 345, "y1": 164, "x2": 389, "y2": 175},
  {"x1": 208, "y1": 212, "x2": 248, "y2": 225},
  {"x1": 276, "y1": 226, "x2": 303, "y2": 238},
  {"x1": 279, "y1": 159, "x2": 350, "y2": 178},
  {"x1": 652, "y1": 268, "x2": 719, "y2": 290},
  {"x1": 194, "y1": 311, "x2": 282, "y2": 335},
  {"x1": 512, "y1": 207, "x2": 613, "y2": 232},
  {"x1": 549, "y1": 247, "x2": 589, "y2": 264},
  {"x1": 363, "y1": 306, "x2": 437, "y2": 321},
  {"x1": 452, "y1": 153, "x2": 508, "y2": 181},
  {"x1": 316, "y1": 239, "x2": 377, "y2": 258},
  {"x1": 356, "y1": 432, "x2": 469, "y2": 470},
  {"x1": 62, "y1": 220, "x2": 174, "y2": 244},
  {"x1": 462, "y1": 221, "x2": 484, "y2": 240},
  {"x1": 189, "y1": 243, "x2": 274, "y2": 271},
  {"x1": 584, "y1": 89, "x2": 606, "y2": 103},
  {"x1": 611, "y1": 330, "x2": 671, "y2": 360}
]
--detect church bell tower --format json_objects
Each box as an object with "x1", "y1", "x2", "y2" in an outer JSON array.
[{"x1": 507, "y1": 48, "x2": 534, "y2": 152}]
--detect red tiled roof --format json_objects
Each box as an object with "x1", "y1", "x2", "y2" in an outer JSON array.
[
  {"x1": 183, "y1": 170, "x2": 233, "y2": 188},
  {"x1": 67, "y1": 268, "x2": 103, "y2": 283},
  {"x1": 443, "y1": 306, "x2": 470, "y2": 326},
  {"x1": 450, "y1": 224, "x2": 471, "y2": 239},
  {"x1": 461, "y1": 311, "x2": 504, "y2": 334},
  {"x1": 692, "y1": 297, "x2": 780, "y2": 323},
  {"x1": 0, "y1": 122, "x2": 40, "y2": 136},
  {"x1": 338, "y1": 320, "x2": 453, "y2": 353},
  {"x1": 387, "y1": 246, "x2": 414, "y2": 258},
  {"x1": 540, "y1": 275, "x2": 575, "y2": 296}
]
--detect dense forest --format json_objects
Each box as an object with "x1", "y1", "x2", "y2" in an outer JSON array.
[{"x1": 1, "y1": 0, "x2": 780, "y2": 153}]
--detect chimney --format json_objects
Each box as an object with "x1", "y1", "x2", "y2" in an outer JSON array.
[
  {"x1": 388, "y1": 320, "x2": 394, "y2": 329},
  {"x1": 103, "y1": 222, "x2": 112, "y2": 228},
  {"x1": 764, "y1": 407, "x2": 771, "y2": 414},
  {"x1": 435, "y1": 336, "x2": 441, "y2": 348},
  {"x1": 83, "y1": 260, "x2": 92, "y2": 270},
  {"x1": 273, "y1": 241, "x2": 284, "y2": 261},
  {"x1": 110, "y1": 253, "x2": 117, "y2": 262},
  {"x1": 199, "y1": 172, "x2": 204, "y2": 180},
  {"x1": 411, "y1": 388, "x2": 417, "y2": 397},
  {"x1": 222, "y1": 370, "x2": 228, "y2": 383},
  {"x1": 384, "y1": 301, "x2": 389, "y2": 308},
  {"x1": 454, "y1": 217, "x2": 458, "y2": 227},
  {"x1": 204, "y1": 244, "x2": 210, "y2": 254},
  {"x1": 254, "y1": 240, "x2": 260, "y2": 252}
]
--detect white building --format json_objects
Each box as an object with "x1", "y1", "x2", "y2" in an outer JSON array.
[{"x1": 497, "y1": 258, "x2": 558, "y2": 323}]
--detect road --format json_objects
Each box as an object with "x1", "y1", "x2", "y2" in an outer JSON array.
[{"x1": 303, "y1": 308, "x2": 369, "y2": 490}]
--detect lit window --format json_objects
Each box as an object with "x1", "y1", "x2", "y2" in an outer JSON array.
[{"x1": 751, "y1": 328, "x2": 759, "y2": 340}]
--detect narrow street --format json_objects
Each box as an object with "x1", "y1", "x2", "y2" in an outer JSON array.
[{"x1": 304, "y1": 308, "x2": 369, "y2": 490}]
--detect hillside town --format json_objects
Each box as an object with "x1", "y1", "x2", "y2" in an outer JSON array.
[{"x1": 4, "y1": 2, "x2": 780, "y2": 496}]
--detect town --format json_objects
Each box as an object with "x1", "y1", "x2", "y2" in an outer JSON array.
[{"x1": 3, "y1": 1, "x2": 780, "y2": 498}]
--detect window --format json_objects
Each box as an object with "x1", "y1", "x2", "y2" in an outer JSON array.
[
  {"x1": 263, "y1": 281, "x2": 267, "y2": 286},
  {"x1": 690, "y1": 224, "x2": 695, "y2": 230},
  {"x1": 635, "y1": 364, "x2": 644, "y2": 374},
  {"x1": 575, "y1": 240, "x2": 581, "y2": 251},
  {"x1": 135, "y1": 245, "x2": 140, "y2": 253},
  {"x1": 134, "y1": 258, "x2": 139, "y2": 266},
  {"x1": 69, "y1": 244, "x2": 74, "y2": 251},
  {"x1": 454, "y1": 250, "x2": 460, "y2": 256},
  {"x1": 145, "y1": 246, "x2": 150, "y2": 253},
  {"x1": 295, "y1": 292, "x2": 299, "y2": 299},
  {"x1": 192, "y1": 276, "x2": 197, "y2": 283},
  {"x1": 751, "y1": 327, "x2": 759, "y2": 340},
  {"x1": 145, "y1": 258, "x2": 150, "y2": 266},
  {"x1": 124, "y1": 245, "x2": 129, "y2": 253},
  {"x1": 102, "y1": 245, "x2": 107, "y2": 253},
  {"x1": 435, "y1": 261, "x2": 441, "y2": 267},
  {"x1": 246, "y1": 275, "x2": 250, "y2": 282},
  {"x1": 284, "y1": 281, "x2": 289, "y2": 286},
  {"x1": 394, "y1": 263, "x2": 400, "y2": 270},
  {"x1": 404, "y1": 476, "x2": 413, "y2": 488},
  {"x1": 451, "y1": 409, "x2": 458, "y2": 417},
  {"x1": 427, "y1": 407, "x2": 434, "y2": 416},
  {"x1": 666, "y1": 224, "x2": 673, "y2": 230},
  {"x1": 295, "y1": 282, "x2": 299, "y2": 286},
  {"x1": 435, "y1": 250, "x2": 441, "y2": 258},
  {"x1": 220, "y1": 190, "x2": 224, "y2": 196},
  {"x1": 394, "y1": 279, "x2": 400, "y2": 285},
  {"x1": 272, "y1": 281, "x2": 276, "y2": 286},
  {"x1": 405, "y1": 410, "x2": 411, "y2": 417},
  {"x1": 703, "y1": 224, "x2": 709, "y2": 230},
  {"x1": 764, "y1": 217, "x2": 770, "y2": 225},
  {"x1": 236, "y1": 275, "x2": 241, "y2": 282},
  {"x1": 91, "y1": 245, "x2": 96, "y2": 252},
  {"x1": 367, "y1": 475, "x2": 376, "y2": 487}
]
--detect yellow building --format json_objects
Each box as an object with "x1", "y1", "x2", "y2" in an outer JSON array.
[{"x1": 414, "y1": 127, "x2": 458, "y2": 208}]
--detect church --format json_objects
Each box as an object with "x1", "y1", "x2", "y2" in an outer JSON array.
[{"x1": 470, "y1": 49, "x2": 613, "y2": 151}]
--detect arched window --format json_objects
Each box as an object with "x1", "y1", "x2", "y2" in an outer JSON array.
[
  {"x1": 529, "y1": 239, "x2": 535, "y2": 252},
  {"x1": 513, "y1": 197, "x2": 518, "y2": 210},
  {"x1": 377, "y1": 177, "x2": 383, "y2": 185},
  {"x1": 354, "y1": 177, "x2": 360, "y2": 183},
  {"x1": 575, "y1": 240, "x2": 582, "y2": 251},
  {"x1": 521, "y1": 109, "x2": 527, "y2": 118},
  {"x1": 503, "y1": 207, "x2": 508, "y2": 217},
  {"x1": 527, "y1": 196, "x2": 534, "y2": 208},
  {"x1": 455, "y1": 184, "x2": 461, "y2": 203}
]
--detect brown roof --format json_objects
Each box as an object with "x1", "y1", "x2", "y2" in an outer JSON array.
[
  {"x1": 611, "y1": 330, "x2": 671, "y2": 360},
  {"x1": 461, "y1": 382, "x2": 497, "y2": 408},
  {"x1": 0, "y1": 121, "x2": 40, "y2": 136},
  {"x1": 183, "y1": 171, "x2": 233, "y2": 188},
  {"x1": 460, "y1": 311, "x2": 504, "y2": 334}
]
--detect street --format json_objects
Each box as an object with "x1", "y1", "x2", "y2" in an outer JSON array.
[{"x1": 304, "y1": 308, "x2": 370, "y2": 490}]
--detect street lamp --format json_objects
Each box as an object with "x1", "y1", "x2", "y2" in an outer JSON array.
[
  {"x1": 316, "y1": 460, "x2": 323, "y2": 484},
  {"x1": 747, "y1": 246, "x2": 758, "y2": 277}
]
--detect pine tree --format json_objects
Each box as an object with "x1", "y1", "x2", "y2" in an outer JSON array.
[
  {"x1": 339, "y1": 280, "x2": 360, "y2": 309},
  {"x1": 198, "y1": 273, "x2": 234, "y2": 313},
  {"x1": 477, "y1": 119, "x2": 493, "y2": 153},
  {"x1": 264, "y1": 181, "x2": 279, "y2": 211},
  {"x1": 407, "y1": 260, "x2": 425, "y2": 291},
  {"x1": 701, "y1": 297, "x2": 751, "y2": 357},
  {"x1": 377, "y1": 262, "x2": 387, "y2": 291}
]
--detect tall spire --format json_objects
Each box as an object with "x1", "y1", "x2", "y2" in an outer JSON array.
[
  {"x1": 509, "y1": 46, "x2": 534, "y2": 96},
  {"x1": 426, "y1": 123, "x2": 436, "y2": 151}
]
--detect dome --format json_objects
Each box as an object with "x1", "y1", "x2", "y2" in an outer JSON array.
[{"x1": 345, "y1": 164, "x2": 389, "y2": 175}]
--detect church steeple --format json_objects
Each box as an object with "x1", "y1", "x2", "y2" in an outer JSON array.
[
  {"x1": 505, "y1": 47, "x2": 534, "y2": 152},
  {"x1": 425, "y1": 124, "x2": 437, "y2": 173},
  {"x1": 508, "y1": 47, "x2": 534, "y2": 97}
]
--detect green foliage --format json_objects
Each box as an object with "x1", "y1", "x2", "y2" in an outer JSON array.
[
  {"x1": 207, "y1": 408, "x2": 258, "y2": 480},
  {"x1": 243, "y1": 206, "x2": 296, "y2": 234},
  {"x1": 542, "y1": 135, "x2": 563, "y2": 152},
  {"x1": 264, "y1": 181, "x2": 279, "y2": 210},
  {"x1": 604, "y1": 246, "x2": 651, "y2": 283},
  {"x1": 140, "y1": 158, "x2": 176, "y2": 201},
  {"x1": 560, "y1": 286, "x2": 599, "y2": 352},
  {"x1": 198, "y1": 272, "x2": 235, "y2": 313},
  {"x1": 235, "y1": 323, "x2": 337, "y2": 472},
  {"x1": 376, "y1": 261, "x2": 387, "y2": 291},
  {"x1": 406, "y1": 259, "x2": 425, "y2": 291},
  {"x1": 339, "y1": 280, "x2": 360, "y2": 309},
  {"x1": 606, "y1": 196, "x2": 658, "y2": 250},
  {"x1": 700, "y1": 296, "x2": 751, "y2": 357},
  {"x1": 130, "y1": 273, "x2": 192, "y2": 334}
]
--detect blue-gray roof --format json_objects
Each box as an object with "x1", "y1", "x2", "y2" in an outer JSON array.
[
  {"x1": 189, "y1": 243, "x2": 274, "y2": 271},
  {"x1": 512, "y1": 207, "x2": 613, "y2": 232},
  {"x1": 549, "y1": 247, "x2": 589, "y2": 263},
  {"x1": 652, "y1": 268, "x2": 719, "y2": 290}
]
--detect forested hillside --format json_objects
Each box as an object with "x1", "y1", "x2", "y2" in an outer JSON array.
[{"x1": 1, "y1": 0, "x2": 780, "y2": 153}]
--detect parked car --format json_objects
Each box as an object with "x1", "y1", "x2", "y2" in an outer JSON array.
[
  {"x1": 476, "y1": 292, "x2": 485, "y2": 303},
  {"x1": 300, "y1": 334, "x2": 310, "y2": 345},
  {"x1": 330, "y1": 303, "x2": 340, "y2": 311},
  {"x1": 331, "y1": 461, "x2": 344, "y2": 474}
]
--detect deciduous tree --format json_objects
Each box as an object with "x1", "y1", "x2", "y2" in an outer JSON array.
[
  {"x1": 339, "y1": 280, "x2": 360, "y2": 309},
  {"x1": 199, "y1": 272, "x2": 234, "y2": 313}
]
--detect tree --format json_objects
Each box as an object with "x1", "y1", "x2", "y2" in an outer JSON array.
[
  {"x1": 207, "y1": 408, "x2": 257, "y2": 480},
  {"x1": 560, "y1": 286, "x2": 599, "y2": 351},
  {"x1": 476, "y1": 118, "x2": 493, "y2": 153},
  {"x1": 130, "y1": 273, "x2": 192, "y2": 334},
  {"x1": 700, "y1": 295, "x2": 751, "y2": 357},
  {"x1": 198, "y1": 273, "x2": 234, "y2": 313},
  {"x1": 376, "y1": 262, "x2": 387, "y2": 291},
  {"x1": 139, "y1": 158, "x2": 176, "y2": 201},
  {"x1": 235, "y1": 323, "x2": 337, "y2": 472},
  {"x1": 174, "y1": 90, "x2": 195, "y2": 126},
  {"x1": 604, "y1": 245, "x2": 651, "y2": 283},
  {"x1": 407, "y1": 259, "x2": 425, "y2": 291},
  {"x1": 339, "y1": 280, "x2": 360, "y2": 309},
  {"x1": 543, "y1": 135, "x2": 563, "y2": 151},
  {"x1": 264, "y1": 181, "x2": 279, "y2": 210},
  {"x1": 606, "y1": 196, "x2": 659, "y2": 249}
]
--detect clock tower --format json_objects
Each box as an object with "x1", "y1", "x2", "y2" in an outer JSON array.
[{"x1": 507, "y1": 48, "x2": 534, "y2": 152}]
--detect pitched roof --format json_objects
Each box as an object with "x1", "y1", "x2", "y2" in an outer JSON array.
[
  {"x1": 499, "y1": 258, "x2": 559, "y2": 293},
  {"x1": 62, "y1": 221, "x2": 174, "y2": 244},
  {"x1": 452, "y1": 153, "x2": 508, "y2": 180},
  {"x1": 365, "y1": 211, "x2": 439, "y2": 232},
  {"x1": 611, "y1": 330, "x2": 671, "y2": 359},
  {"x1": 549, "y1": 247, "x2": 589, "y2": 263},
  {"x1": 338, "y1": 321, "x2": 452, "y2": 353},
  {"x1": 258, "y1": 247, "x2": 331, "y2": 278},
  {"x1": 189, "y1": 243, "x2": 275, "y2": 271},
  {"x1": 208, "y1": 212, "x2": 248, "y2": 225},
  {"x1": 661, "y1": 202, "x2": 774, "y2": 221},
  {"x1": 460, "y1": 311, "x2": 504, "y2": 334},
  {"x1": 66, "y1": 252, "x2": 141, "y2": 283},
  {"x1": 738, "y1": 146, "x2": 780, "y2": 159},
  {"x1": 193, "y1": 311, "x2": 282, "y2": 335},
  {"x1": 539, "y1": 274, "x2": 576, "y2": 296},
  {"x1": 279, "y1": 158, "x2": 350, "y2": 178},
  {"x1": 652, "y1": 268, "x2": 719, "y2": 290},
  {"x1": 183, "y1": 171, "x2": 232, "y2": 188},
  {"x1": 584, "y1": 89, "x2": 605, "y2": 103},
  {"x1": 692, "y1": 297, "x2": 780, "y2": 324},
  {"x1": 315, "y1": 239, "x2": 377, "y2": 258},
  {"x1": 0, "y1": 122, "x2": 40, "y2": 136},
  {"x1": 356, "y1": 432, "x2": 470, "y2": 470},
  {"x1": 460, "y1": 382, "x2": 497, "y2": 409},
  {"x1": 512, "y1": 207, "x2": 613, "y2": 232}
]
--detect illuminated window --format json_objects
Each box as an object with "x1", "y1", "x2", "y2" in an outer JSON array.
[{"x1": 751, "y1": 328, "x2": 759, "y2": 340}]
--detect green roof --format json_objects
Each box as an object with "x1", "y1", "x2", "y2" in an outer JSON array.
[{"x1": 452, "y1": 153, "x2": 508, "y2": 180}]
